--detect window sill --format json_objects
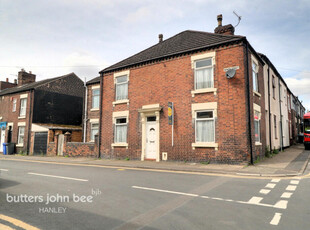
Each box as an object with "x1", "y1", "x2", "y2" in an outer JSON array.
[
  {"x1": 192, "y1": 142, "x2": 218, "y2": 150},
  {"x1": 253, "y1": 91, "x2": 261, "y2": 97},
  {"x1": 255, "y1": 142, "x2": 262, "y2": 146},
  {"x1": 89, "y1": 140, "x2": 95, "y2": 143},
  {"x1": 18, "y1": 116, "x2": 26, "y2": 119},
  {"x1": 90, "y1": 108, "x2": 99, "y2": 111},
  {"x1": 113, "y1": 99, "x2": 129, "y2": 106},
  {"x1": 191, "y1": 88, "x2": 217, "y2": 97},
  {"x1": 16, "y1": 144, "x2": 24, "y2": 147},
  {"x1": 111, "y1": 143, "x2": 128, "y2": 149}
]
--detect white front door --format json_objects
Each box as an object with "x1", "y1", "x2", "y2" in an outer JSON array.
[
  {"x1": 146, "y1": 122, "x2": 157, "y2": 159},
  {"x1": 0, "y1": 128, "x2": 5, "y2": 152}
]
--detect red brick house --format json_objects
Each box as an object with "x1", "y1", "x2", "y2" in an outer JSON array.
[
  {"x1": 0, "y1": 70, "x2": 84, "y2": 154},
  {"x1": 97, "y1": 15, "x2": 266, "y2": 164}
]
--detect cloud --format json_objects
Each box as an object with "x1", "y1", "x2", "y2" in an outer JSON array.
[{"x1": 63, "y1": 51, "x2": 109, "y2": 80}]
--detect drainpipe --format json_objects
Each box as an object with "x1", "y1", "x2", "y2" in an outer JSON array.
[
  {"x1": 83, "y1": 78, "x2": 87, "y2": 143},
  {"x1": 245, "y1": 41, "x2": 254, "y2": 165},
  {"x1": 267, "y1": 66, "x2": 272, "y2": 151},
  {"x1": 98, "y1": 74, "x2": 103, "y2": 158},
  {"x1": 279, "y1": 79, "x2": 283, "y2": 151}
]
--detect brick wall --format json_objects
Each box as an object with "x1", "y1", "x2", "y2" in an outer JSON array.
[
  {"x1": 100, "y1": 43, "x2": 260, "y2": 163},
  {"x1": 85, "y1": 84, "x2": 100, "y2": 142}
]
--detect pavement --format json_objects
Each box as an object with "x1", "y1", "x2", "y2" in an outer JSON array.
[{"x1": 0, "y1": 144, "x2": 309, "y2": 177}]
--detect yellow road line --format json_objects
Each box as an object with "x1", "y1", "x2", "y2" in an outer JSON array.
[
  {"x1": 0, "y1": 222, "x2": 15, "y2": 230},
  {"x1": 0, "y1": 214, "x2": 40, "y2": 230},
  {"x1": 0, "y1": 158, "x2": 308, "y2": 180}
]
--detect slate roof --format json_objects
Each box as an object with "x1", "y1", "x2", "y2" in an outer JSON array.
[
  {"x1": 86, "y1": 76, "x2": 100, "y2": 85},
  {"x1": 100, "y1": 30, "x2": 245, "y2": 74},
  {"x1": 0, "y1": 72, "x2": 77, "y2": 96}
]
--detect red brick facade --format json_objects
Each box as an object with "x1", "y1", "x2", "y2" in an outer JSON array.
[{"x1": 99, "y1": 43, "x2": 266, "y2": 163}]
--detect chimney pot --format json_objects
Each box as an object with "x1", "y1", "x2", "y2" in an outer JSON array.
[
  {"x1": 29, "y1": 71, "x2": 32, "y2": 74},
  {"x1": 158, "y1": 34, "x2": 163, "y2": 43},
  {"x1": 6, "y1": 78, "x2": 8, "y2": 82},
  {"x1": 217, "y1": 14, "x2": 223, "y2": 26}
]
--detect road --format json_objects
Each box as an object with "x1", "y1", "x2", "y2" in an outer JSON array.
[{"x1": 0, "y1": 158, "x2": 310, "y2": 230}]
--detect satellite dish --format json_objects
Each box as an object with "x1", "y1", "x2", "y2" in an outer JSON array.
[{"x1": 226, "y1": 69, "x2": 236, "y2": 79}]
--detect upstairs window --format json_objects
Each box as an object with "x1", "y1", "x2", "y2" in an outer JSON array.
[
  {"x1": 115, "y1": 75, "x2": 128, "y2": 101},
  {"x1": 19, "y1": 98, "x2": 27, "y2": 117},
  {"x1": 12, "y1": 98, "x2": 17, "y2": 112},
  {"x1": 195, "y1": 111, "x2": 215, "y2": 143},
  {"x1": 92, "y1": 89, "x2": 100, "y2": 109},
  {"x1": 194, "y1": 58, "x2": 213, "y2": 89},
  {"x1": 252, "y1": 62, "x2": 259, "y2": 92},
  {"x1": 114, "y1": 117, "x2": 127, "y2": 143}
]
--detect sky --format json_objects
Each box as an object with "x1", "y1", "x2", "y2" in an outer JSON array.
[{"x1": 1, "y1": 0, "x2": 309, "y2": 110}]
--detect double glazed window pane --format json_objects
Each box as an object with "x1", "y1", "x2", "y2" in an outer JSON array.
[
  {"x1": 92, "y1": 89, "x2": 100, "y2": 109},
  {"x1": 18, "y1": 126, "x2": 25, "y2": 144},
  {"x1": 20, "y1": 98, "x2": 27, "y2": 116},
  {"x1": 116, "y1": 75, "x2": 128, "y2": 101},
  {"x1": 115, "y1": 118, "x2": 127, "y2": 143},
  {"x1": 196, "y1": 120, "x2": 214, "y2": 142},
  {"x1": 90, "y1": 123, "x2": 99, "y2": 141},
  {"x1": 195, "y1": 58, "x2": 213, "y2": 89},
  {"x1": 254, "y1": 120, "x2": 260, "y2": 142},
  {"x1": 252, "y1": 63, "x2": 258, "y2": 92}
]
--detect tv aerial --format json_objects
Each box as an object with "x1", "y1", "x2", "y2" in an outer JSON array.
[{"x1": 233, "y1": 11, "x2": 242, "y2": 27}]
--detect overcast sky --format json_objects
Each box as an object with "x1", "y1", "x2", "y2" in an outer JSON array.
[{"x1": 1, "y1": 0, "x2": 309, "y2": 110}]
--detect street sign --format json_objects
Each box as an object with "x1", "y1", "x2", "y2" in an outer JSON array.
[{"x1": 168, "y1": 102, "x2": 173, "y2": 125}]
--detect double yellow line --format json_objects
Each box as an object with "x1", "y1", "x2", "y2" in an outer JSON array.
[{"x1": 0, "y1": 214, "x2": 39, "y2": 230}]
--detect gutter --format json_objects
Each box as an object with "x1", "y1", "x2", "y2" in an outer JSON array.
[
  {"x1": 245, "y1": 42, "x2": 254, "y2": 165},
  {"x1": 27, "y1": 90, "x2": 34, "y2": 155},
  {"x1": 83, "y1": 78, "x2": 87, "y2": 143}
]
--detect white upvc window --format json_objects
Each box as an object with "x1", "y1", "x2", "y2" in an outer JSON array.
[
  {"x1": 114, "y1": 117, "x2": 128, "y2": 143},
  {"x1": 19, "y1": 98, "x2": 27, "y2": 117},
  {"x1": 12, "y1": 98, "x2": 17, "y2": 112},
  {"x1": 18, "y1": 126, "x2": 25, "y2": 145},
  {"x1": 254, "y1": 111, "x2": 261, "y2": 143},
  {"x1": 195, "y1": 111, "x2": 215, "y2": 143},
  {"x1": 115, "y1": 75, "x2": 128, "y2": 101},
  {"x1": 252, "y1": 61, "x2": 259, "y2": 92},
  {"x1": 90, "y1": 123, "x2": 99, "y2": 141},
  {"x1": 194, "y1": 58, "x2": 214, "y2": 90},
  {"x1": 92, "y1": 89, "x2": 100, "y2": 109}
]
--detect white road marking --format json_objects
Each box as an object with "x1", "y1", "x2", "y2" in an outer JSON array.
[
  {"x1": 248, "y1": 196, "x2": 263, "y2": 204},
  {"x1": 260, "y1": 189, "x2": 271, "y2": 194},
  {"x1": 286, "y1": 185, "x2": 297, "y2": 191},
  {"x1": 281, "y1": 192, "x2": 293, "y2": 199},
  {"x1": 132, "y1": 186, "x2": 287, "y2": 209},
  {"x1": 271, "y1": 179, "x2": 281, "y2": 183},
  {"x1": 132, "y1": 186, "x2": 199, "y2": 197},
  {"x1": 270, "y1": 212, "x2": 282, "y2": 225},
  {"x1": 265, "y1": 183, "x2": 276, "y2": 188},
  {"x1": 28, "y1": 172, "x2": 88, "y2": 182},
  {"x1": 290, "y1": 180, "x2": 299, "y2": 185},
  {"x1": 0, "y1": 169, "x2": 8, "y2": 171},
  {"x1": 274, "y1": 200, "x2": 288, "y2": 209}
]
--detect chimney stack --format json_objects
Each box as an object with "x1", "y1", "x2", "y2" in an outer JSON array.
[
  {"x1": 217, "y1": 14, "x2": 223, "y2": 26},
  {"x1": 214, "y1": 14, "x2": 235, "y2": 35},
  {"x1": 6, "y1": 78, "x2": 8, "y2": 82},
  {"x1": 14, "y1": 79, "x2": 17, "y2": 84},
  {"x1": 158, "y1": 34, "x2": 163, "y2": 43},
  {"x1": 18, "y1": 69, "x2": 36, "y2": 86}
]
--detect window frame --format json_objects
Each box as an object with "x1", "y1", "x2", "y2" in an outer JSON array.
[
  {"x1": 114, "y1": 117, "x2": 128, "y2": 144},
  {"x1": 252, "y1": 61, "x2": 259, "y2": 93},
  {"x1": 18, "y1": 126, "x2": 25, "y2": 145},
  {"x1": 19, "y1": 98, "x2": 27, "y2": 117},
  {"x1": 195, "y1": 110, "x2": 215, "y2": 143},
  {"x1": 91, "y1": 88, "x2": 100, "y2": 109},
  {"x1": 90, "y1": 123, "x2": 99, "y2": 142},
  {"x1": 12, "y1": 98, "x2": 17, "y2": 112},
  {"x1": 194, "y1": 58, "x2": 214, "y2": 90},
  {"x1": 254, "y1": 111, "x2": 261, "y2": 143},
  {"x1": 115, "y1": 75, "x2": 128, "y2": 101}
]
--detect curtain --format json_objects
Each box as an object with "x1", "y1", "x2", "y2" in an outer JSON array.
[
  {"x1": 116, "y1": 83, "x2": 128, "y2": 100},
  {"x1": 196, "y1": 120, "x2": 214, "y2": 142},
  {"x1": 196, "y1": 67, "x2": 212, "y2": 89},
  {"x1": 116, "y1": 125, "x2": 127, "y2": 143}
]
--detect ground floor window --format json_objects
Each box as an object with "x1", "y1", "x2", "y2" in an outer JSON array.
[
  {"x1": 90, "y1": 123, "x2": 99, "y2": 141},
  {"x1": 195, "y1": 111, "x2": 215, "y2": 142},
  {"x1": 115, "y1": 117, "x2": 127, "y2": 143},
  {"x1": 18, "y1": 126, "x2": 25, "y2": 145},
  {"x1": 254, "y1": 111, "x2": 260, "y2": 143}
]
